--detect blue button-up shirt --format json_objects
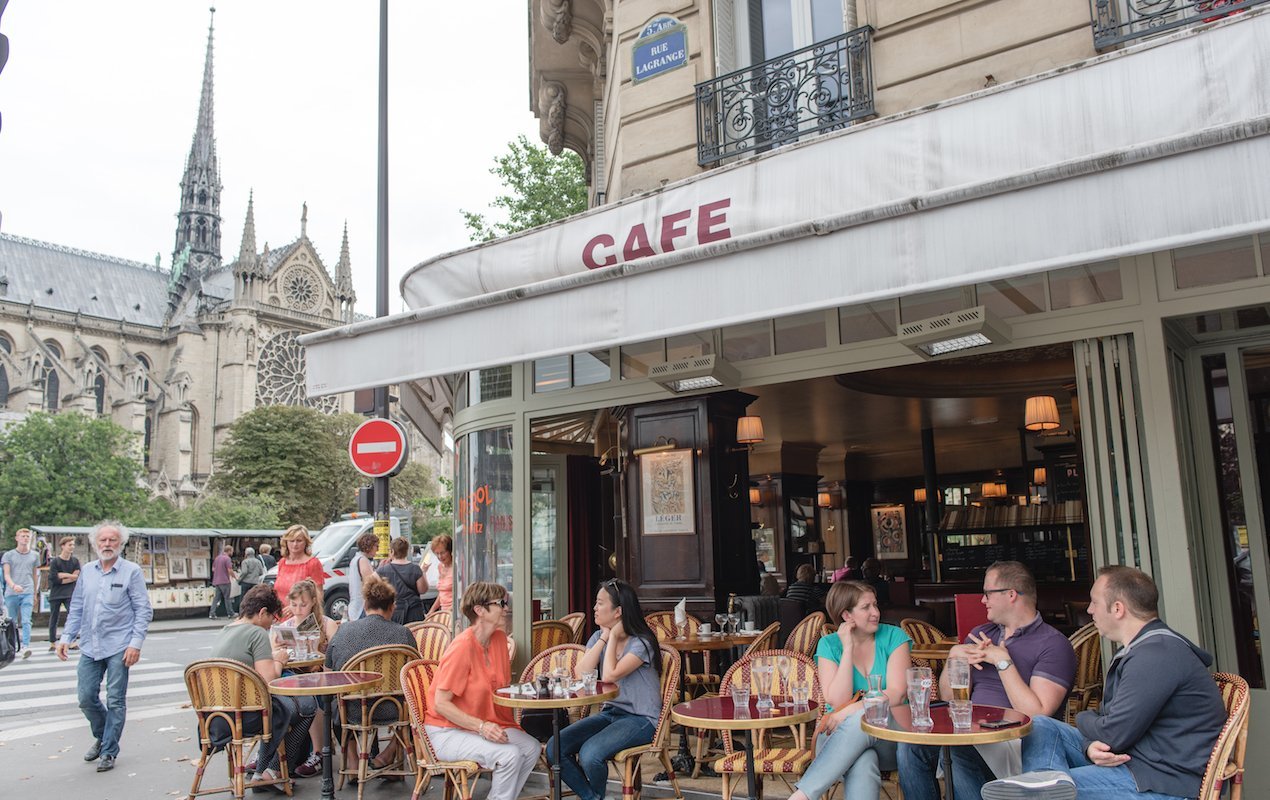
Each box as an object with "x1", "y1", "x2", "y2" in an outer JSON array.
[{"x1": 60, "y1": 556, "x2": 152, "y2": 659}]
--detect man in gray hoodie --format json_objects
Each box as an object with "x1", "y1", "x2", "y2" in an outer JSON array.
[{"x1": 982, "y1": 565, "x2": 1226, "y2": 800}]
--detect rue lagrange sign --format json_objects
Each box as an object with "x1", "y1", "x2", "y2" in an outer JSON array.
[{"x1": 632, "y1": 17, "x2": 688, "y2": 83}]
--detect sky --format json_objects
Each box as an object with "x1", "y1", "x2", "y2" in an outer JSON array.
[{"x1": 0, "y1": 1, "x2": 541, "y2": 316}]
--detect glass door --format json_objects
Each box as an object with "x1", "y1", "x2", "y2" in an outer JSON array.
[{"x1": 530, "y1": 456, "x2": 568, "y2": 621}]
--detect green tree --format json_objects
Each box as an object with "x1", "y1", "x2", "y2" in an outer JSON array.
[
  {"x1": 0, "y1": 411, "x2": 146, "y2": 545},
  {"x1": 180, "y1": 491, "x2": 283, "y2": 529},
  {"x1": 210, "y1": 405, "x2": 363, "y2": 528},
  {"x1": 461, "y1": 135, "x2": 588, "y2": 242},
  {"x1": 413, "y1": 475, "x2": 453, "y2": 545}
]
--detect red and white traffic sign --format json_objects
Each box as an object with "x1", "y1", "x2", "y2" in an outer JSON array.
[{"x1": 348, "y1": 418, "x2": 409, "y2": 478}]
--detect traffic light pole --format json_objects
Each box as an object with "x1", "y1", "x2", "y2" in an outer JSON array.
[{"x1": 373, "y1": 0, "x2": 391, "y2": 559}]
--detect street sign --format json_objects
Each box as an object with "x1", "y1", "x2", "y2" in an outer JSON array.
[{"x1": 348, "y1": 418, "x2": 409, "y2": 478}]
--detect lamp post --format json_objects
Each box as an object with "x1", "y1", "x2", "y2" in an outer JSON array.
[{"x1": 373, "y1": 0, "x2": 392, "y2": 557}]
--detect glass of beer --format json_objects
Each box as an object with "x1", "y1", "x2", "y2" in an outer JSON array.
[{"x1": 947, "y1": 657, "x2": 971, "y2": 703}]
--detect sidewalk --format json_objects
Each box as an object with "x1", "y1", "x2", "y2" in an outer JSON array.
[{"x1": 29, "y1": 613, "x2": 227, "y2": 644}]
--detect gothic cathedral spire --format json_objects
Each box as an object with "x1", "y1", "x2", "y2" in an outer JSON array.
[{"x1": 173, "y1": 7, "x2": 223, "y2": 276}]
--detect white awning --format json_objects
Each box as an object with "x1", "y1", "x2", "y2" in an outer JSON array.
[{"x1": 303, "y1": 13, "x2": 1270, "y2": 396}]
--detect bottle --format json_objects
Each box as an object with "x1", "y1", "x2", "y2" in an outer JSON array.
[{"x1": 863, "y1": 673, "x2": 888, "y2": 724}]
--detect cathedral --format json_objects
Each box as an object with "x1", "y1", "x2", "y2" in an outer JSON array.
[{"x1": 0, "y1": 12, "x2": 447, "y2": 503}]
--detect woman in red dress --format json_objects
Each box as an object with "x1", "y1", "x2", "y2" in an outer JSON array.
[{"x1": 273, "y1": 524, "x2": 325, "y2": 603}]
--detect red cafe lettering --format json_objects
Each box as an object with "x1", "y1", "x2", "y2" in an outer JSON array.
[{"x1": 582, "y1": 198, "x2": 732, "y2": 270}]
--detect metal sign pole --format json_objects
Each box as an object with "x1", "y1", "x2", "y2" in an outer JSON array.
[{"x1": 373, "y1": 0, "x2": 391, "y2": 559}]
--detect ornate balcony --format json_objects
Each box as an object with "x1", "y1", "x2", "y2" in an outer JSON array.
[
  {"x1": 1091, "y1": 0, "x2": 1266, "y2": 50},
  {"x1": 695, "y1": 27, "x2": 875, "y2": 167}
]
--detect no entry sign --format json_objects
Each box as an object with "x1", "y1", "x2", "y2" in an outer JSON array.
[{"x1": 348, "y1": 418, "x2": 409, "y2": 478}]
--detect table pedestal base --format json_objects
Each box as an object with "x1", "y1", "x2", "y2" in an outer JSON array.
[{"x1": 320, "y1": 695, "x2": 335, "y2": 800}]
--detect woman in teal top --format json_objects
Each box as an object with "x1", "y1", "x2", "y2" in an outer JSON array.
[{"x1": 789, "y1": 580, "x2": 912, "y2": 800}]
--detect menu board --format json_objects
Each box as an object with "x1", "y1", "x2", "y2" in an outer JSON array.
[{"x1": 941, "y1": 526, "x2": 1089, "y2": 581}]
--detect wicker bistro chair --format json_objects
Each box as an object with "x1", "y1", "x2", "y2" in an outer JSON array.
[
  {"x1": 532, "y1": 620, "x2": 574, "y2": 656},
  {"x1": 424, "y1": 609, "x2": 450, "y2": 625},
  {"x1": 741, "y1": 622, "x2": 781, "y2": 657},
  {"x1": 399, "y1": 659, "x2": 491, "y2": 800},
  {"x1": 712, "y1": 649, "x2": 823, "y2": 800},
  {"x1": 901, "y1": 617, "x2": 955, "y2": 675},
  {"x1": 1198, "y1": 672, "x2": 1251, "y2": 800},
  {"x1": 559, "y1": 612, "x2": 587, "y2": 644},
  {"x1": 609, "y1": 645, "x2": 685, "y2": 800},
  {"x1": 1065, "y1": 622, "x2": 1103, "y2": 724},
  {"x1": 184, "y1": 658, "x2": 293, "y2": 800},
  {"x1": 785, "y1": 612, "x2": 828, "y2": 658},
  {"x1": 646, "y1": 611, "x2": 721, "y2": 699},
  {"x1": 414, "y1": 622, "x2": 454, "y2": 662},
  {"x1": 336, "y1": 644, "x2": 420, "y2": 799}
]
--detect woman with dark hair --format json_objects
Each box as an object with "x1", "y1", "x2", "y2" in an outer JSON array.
[
  {"x1": 546, "y1": 579, "x2": 663, "y2": 800},
  {"x1": 787, "y1": 580, "x2": 911, "y2": 800},
  {"x1": 375, "y1": 537, "x2": 426, "y2": 624},
  {"x1": 345, "y1": 532, "x2": 379, "y2": 622}
]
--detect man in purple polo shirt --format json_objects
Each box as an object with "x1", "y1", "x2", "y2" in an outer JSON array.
[
  {"x1": 899, "y1": 561, "x2": 1076, "y2": 800},
  {"x1": 208, "y1": 545, "x2": 236, "y2": 619}
]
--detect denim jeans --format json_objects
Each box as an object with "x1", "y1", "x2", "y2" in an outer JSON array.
[
  {"x1": 77, "y1": 650, "x2": 131, "y2": 758},
  {"x1": 898, "y1": 741, "x2": 997, "y2": 800},
  {"x1": 5, "y1": 591, "x2": 33, "y2": 648},
  {"x1": 1021, "y1": 715, "x2": 1187, "y2": 800},
  {"x1": 546, "y1": 707, "x2": 656, "y2": 800},
  {"x1": 796, "y1": 710, "x2": 897, "y2": 800}
]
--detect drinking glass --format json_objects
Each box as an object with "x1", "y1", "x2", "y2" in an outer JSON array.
[
  {"x1": 730, "y1": 683, "x2": 751, "y2": 716},
  {"x1": 715, "y1": 613, "x2": 728, "y2": 635},
  {"x1": 950, "y1": 701, "x2": 973, "y2": 729},
  {"x1": 791, "y1": 673, "x2": 812, "y2": 710},
  {"x1": 906, "y1": 666, "x2": 934, "y2": 728},
  {"x1": 753, "y1": 657, "x2": 775, "y2": 710},
  {"x1": 582, "y1": 669, "x2": 598, "y2": 693},
  {"x1": 947, "y1": 657, "x2": 971, "y2": 704},
  {"x1": 727, "y1": 613, "x2": 742, "y2": 635},
  {"x1": 776, "y1": 654, "x2": 794, "y2": 707}
]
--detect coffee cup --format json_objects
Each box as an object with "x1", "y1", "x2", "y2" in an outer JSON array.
[
  {"x1": 699, "y1": 623, "x2": 712, "y2": 634},
  {"x1": 742, "y1": 621, "x2": 757, "y2": 632}
]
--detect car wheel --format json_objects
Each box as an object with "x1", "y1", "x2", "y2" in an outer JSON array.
[{"x1": 325, "y1": 589, "x2": 349, "y2": 621}]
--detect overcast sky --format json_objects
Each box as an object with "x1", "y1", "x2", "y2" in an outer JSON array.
[{"x1": 0, "y1": 1, "x2": 540, "y2": 316}]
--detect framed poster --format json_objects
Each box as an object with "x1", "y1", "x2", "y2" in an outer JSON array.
[
  {"x1": 871, "y1": 505, "x2": 909, "y2": 560},
  {"x1": 150, "y1": 536, "x2": 168, "y2": 554},
  {"x1": 640, "y1": 449, "x2": 695, "y2": 535},
  {"x1": 154, "y1": 554, "x2": 169, "y2": 584},
  {"x1": 169, "y1": 557, "x2": 189, "y2": 580},
  {"x1": 191, "y1": 557, "x2": 209, "y2": 579}
]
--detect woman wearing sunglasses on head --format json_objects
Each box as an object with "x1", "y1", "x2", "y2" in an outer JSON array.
[
  {"x1": 424, "y1": 581, "x2": 540, "y2": 800},
  {"x1": 546, "y1": 579, "x2": 663, "y2": 800}
]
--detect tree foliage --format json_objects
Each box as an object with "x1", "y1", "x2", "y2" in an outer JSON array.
[
  {"x1": 0, "y1": 411, "x2": 146, "y2": 546},
  {"x1": 210, "y1": 405, "x2": 363, "y2": 528},
  {"x1": 130, "y1": 491, "x2": 283, "y2": 530},
  {"x1": 462, "y1": 135, "x2": 588, "y2": 242}
]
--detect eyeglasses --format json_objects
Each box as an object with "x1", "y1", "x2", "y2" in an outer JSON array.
[
  {"x1": 982, "y1": 588, "x2": 1013, "y2": 597},
  {"x1": 484, "y1": 599, "x2": 509, "y2": 609}
]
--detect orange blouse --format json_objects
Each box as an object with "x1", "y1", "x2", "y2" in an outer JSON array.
[
  {"x1": 424, "y1": 626, "x2": 517, "y2": 730},
  {"x1": 273, "y1": 556, "x2": 325, "y2": 604}
]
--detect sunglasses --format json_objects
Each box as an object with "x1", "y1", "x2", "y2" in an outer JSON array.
[{"x1": 484, "y1": 598, "x2": 509, "y2": 608}]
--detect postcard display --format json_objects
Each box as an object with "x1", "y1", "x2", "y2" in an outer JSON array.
[{"x1": 146, "y1": 535, "x2": 215, "y2": 609}]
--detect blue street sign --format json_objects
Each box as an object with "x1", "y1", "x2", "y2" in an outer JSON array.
[{"x1": 632, "y1": 17, "x2": 688, "y2": 84}]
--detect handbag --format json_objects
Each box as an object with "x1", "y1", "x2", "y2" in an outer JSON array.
[
  {"x1": 0, "y1": 614, "x2": 19, "y2": 670},
  {"x1": 230, "y1": 576, "x2": 242, "y2": 599}
]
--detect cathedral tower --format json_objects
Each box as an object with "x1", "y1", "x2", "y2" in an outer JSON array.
[{"x1": 172, "y1": 7, "x2": 223, "y2": 277}]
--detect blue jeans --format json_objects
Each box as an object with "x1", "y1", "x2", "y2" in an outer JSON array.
[
  {"x1": 899, "y1": 741, "x2": 997, "y2": 800},
  {"x1": 5, "y1": 591, "x2": 33, "y2": 648},
  {"x1": 1021, "y1": 716, "x2": 1187, "y2": 800},
  {"x1": 796, "y1": 710, "x2": 897, "y2": 800},
  {"x1": 546, "y1": 707, "x2": 655, "y2": 800},
  {"x1": 78, "y1": 650, "x2": 131, "y2": 758}
]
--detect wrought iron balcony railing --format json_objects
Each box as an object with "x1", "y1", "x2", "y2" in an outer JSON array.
[
  {"x1": 1091, "y1": 0, "x2": 1267, "y2": 50},
  {"x1": 695, "y1": 26, "x2": 875, "y2": 166}
]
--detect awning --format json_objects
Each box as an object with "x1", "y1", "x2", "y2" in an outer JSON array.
[{"x1": 303, "y1": 14, "x2": 1270, "y2": 396}]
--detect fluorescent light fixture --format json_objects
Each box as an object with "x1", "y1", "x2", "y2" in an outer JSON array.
[
  {"x1": 898, "y1": 306, "x2": 1012, "y2": 360},
  {"x1": 649, "y1": 354, "x2": 740, "y2": 393}
]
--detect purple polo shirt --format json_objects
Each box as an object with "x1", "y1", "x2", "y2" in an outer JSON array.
[
  {"x1": 966, "y1": 612, "x2": 1075, "y2": 711},
  {"x1": 211, "y1": 553, "x2": 233, "y2": 586}
]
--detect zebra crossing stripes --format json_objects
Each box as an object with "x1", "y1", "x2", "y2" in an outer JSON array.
[{"x1": 0, "y1": 655, "x2": 190, "y2": 713}]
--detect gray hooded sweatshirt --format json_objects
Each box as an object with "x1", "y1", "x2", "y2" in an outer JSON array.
[{"x1": 1075, "y1": 619, "x2": 1226, "y2": 798}]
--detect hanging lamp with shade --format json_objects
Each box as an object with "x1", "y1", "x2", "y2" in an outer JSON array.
[{"x1": 1024, "y1": 395, "x2": 1061, "y2": 431}]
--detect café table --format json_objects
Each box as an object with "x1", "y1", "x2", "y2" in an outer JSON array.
[
  {"x1": 861, "y1": 702, "x2": 1031, "y2": 799},
  {"x1": 671, "y1": 695, "x2": 818, "y2": 800},
  {"x1": 270, "y1": 670, "x2": 382, "y2": 800},
  {"x1": 285, "y1": 654, "x2": 325, "y2": 673},
  {"x1": 493, "y1": 681, "x2": 619, "y2": 800},
  {"x1": 659, "y1": 630, "x2": 761, "y2": 775}
]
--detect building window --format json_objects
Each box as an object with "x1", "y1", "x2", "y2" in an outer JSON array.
[
  {"x1": 723, "y1": 320, "x2": 773, "y2": 361},
  {"x1": 977, "y1": 274, "x2": 1046, "y2": 318},
  {"x1": 468, "y1": 366, "x2": 513, "y2": 405},
  {"x1": 573, "y1": 351, "x2": 611, "y2": 387},
  {"x1": 1048, "y1": 261, "x2": 1123, "y2": 310},
  {"x1": 620, "y1": 340, "x2": 665, "y2": 379},
  {"x1": 838, "y1": 301, "x2": 896, "y2": 345},
  {"x1": 143, "y1": 415, "x2": 153, "y2": 469},
  {"x1": 94, "y1": 372, "x2": 106, "y2": 415},
  {"x1": 774, "y1": 310, "x2": 828, "y2": 354},
  {"x1": 136, "y1": 354, "x2": 152, "y2": 395},
  {"x1": 1173, "y1": 237, "x2": 1258, "y2": 290},
  {"x1": 44, "y1": 363, "x2": 59, "y2": 410},
  {"x1": 534, "y1": 355, "x2": 571, "y2": 393},
  {"x1": 0, "y1": 365, "x2": 8, "y2": 409}
]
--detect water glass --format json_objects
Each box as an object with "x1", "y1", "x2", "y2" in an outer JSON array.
[
  {"x1": 582, "y1": 670, "x2": 598, "y2": 693},
  {"x1": 906, "y1": 666, "x2": 934, "y2": 728},
  {"x1": 730, "y1": 683, "x2": 751, "y2": 714},
  {"x1": 864, "y1": 693, "x2": 889, "y2": 725},
  {"x1": 791, "y1": 682, "x2": 811, "y2": 710},
  {"x1": 950, "y1": 700, "x2": 973, "y2": 730},
  {"x1": 753, "y1": 658, "x2": 775, "y2": 710}
]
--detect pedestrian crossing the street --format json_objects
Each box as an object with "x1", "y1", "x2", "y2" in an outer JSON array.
[{"x1": 0, "y1": 652, "x2": 191, "y2": 741}]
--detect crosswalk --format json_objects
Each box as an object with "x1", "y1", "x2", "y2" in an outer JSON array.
[{"x1": 0, "y1": 651, "x2": 192, "y2": 741}]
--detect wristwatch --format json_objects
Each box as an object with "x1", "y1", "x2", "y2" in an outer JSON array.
[{"x1": 995, "y1": 659, "x2": 1013, "y2": 671}]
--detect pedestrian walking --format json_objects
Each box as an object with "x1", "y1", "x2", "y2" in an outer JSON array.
[
  {"x1": 258, "y1": 543, "x2": 276, "y2": 570},
  {"x1": 2, "y1": 528, "x2": 39, "y2": 659},
  {"x1": 47, "y1": 537, "x2": 82, "y2": 651},
  {"x1": 56, "y1": 521, "x2": 153, "y2": 773},
  {"x1": 237, "y1": 547, "x2": 265, "y2": 610},
  {"x1": 209, "y1": 545, "x2": 236, "y2": 619}
]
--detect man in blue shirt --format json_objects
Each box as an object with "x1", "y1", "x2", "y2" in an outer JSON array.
[{"x1": 55, "y1": 521, "x2": 153, "y2": 773}]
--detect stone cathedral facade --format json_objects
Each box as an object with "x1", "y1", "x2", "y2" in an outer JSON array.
[{"x1": 0, "y1": 12, "x2": 447, "y2": 504}]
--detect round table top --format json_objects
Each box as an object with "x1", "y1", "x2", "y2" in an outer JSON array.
[
  {"x1": 661, "y1": 631, "x2": 761, "y2": 652},
  {"x1": 861, "y1": 703, "x2": 1031, "y2": 745},
  {"x1": 269, "y1": 670, "x2": 382, "y2": 697},
  {"x1": 493, "y1": 682, "x2": 619, "y2": 710},
  {"x1": 671, "y1": 696, "x2": 818, "y2": 731}
]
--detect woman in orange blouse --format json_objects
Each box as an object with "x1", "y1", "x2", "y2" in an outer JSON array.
[
  {"x1": 425, "y1": 581, "x2": 538, "y2": 800},
  {"x1": 428, "y1": 535, "x2": 454, "y2": 614},
  {"x1": 272, "y1": 524, "x2": 325, "y2": 603}
]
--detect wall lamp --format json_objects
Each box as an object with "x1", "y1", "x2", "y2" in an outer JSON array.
[
  {"x1": 633, "y1": 436, "x2": 679, "y2": 457},
  {"x1": 729, "y1": 415, "x2": 765, "y2": 454}
]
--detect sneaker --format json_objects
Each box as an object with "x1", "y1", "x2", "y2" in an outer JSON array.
[
  {"x1": 251, "y1": 768, "x2": 286, "y2": 795},
  {"x1": 982, "y1": 771, "x2": 1077, "y2": 800},
  {"x1": 21, "y1": 648, "x2": 30, "y2": 659},
  {"x1": 295, "y1": 752, "x2": 322, "y2": 778}
]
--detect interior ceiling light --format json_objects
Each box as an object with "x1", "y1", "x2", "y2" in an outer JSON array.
[
  {"x1": 898, "y1": 306, "x2": 1012, "y2": 360},
  {"x1": 649, "y1": 354, "x2": 740, "y2": 393}
]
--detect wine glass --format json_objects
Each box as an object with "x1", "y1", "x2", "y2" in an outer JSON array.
[
  {"x1": 776, "y1": 654, "x2": 794, "y2": 707},
  {"x1": 715, "y1": 613, "x2": 727, "y2": 637},
  {"x1": 727, "y1": 612, "x2": 741, "y2": 636}
]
